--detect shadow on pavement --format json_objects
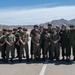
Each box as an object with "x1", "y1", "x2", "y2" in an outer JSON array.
[
  {"x1": 48, "y1": 60, "x2": 74, "y2": 65},
  {"x1": 0, "y1": 59, "x2": 75, "y2": 65}
]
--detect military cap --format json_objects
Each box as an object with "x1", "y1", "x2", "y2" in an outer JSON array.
[
  {"x1": 18, "y1": 27, "x2": 22, "y2": 29},
  {"x1": 34, "y1": 25, "x2": 38, "y2": 28},
  {"x1": 2, "y1": 28, "x2": 7, "y2": 31},
  {"x1": 48, "y1": 23, "x2": 52, "y2": 26}
]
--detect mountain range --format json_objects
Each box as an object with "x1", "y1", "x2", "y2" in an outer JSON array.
[
  {"x1": 42, "y1": 19, "x2": 75, "y2": 27},
  {"x1": 0, "y1": 19, "x2": 75, "y2": 29}
]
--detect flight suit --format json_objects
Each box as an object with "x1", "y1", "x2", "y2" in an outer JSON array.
[{"x1": 59, "y1": 30, "x2": 71, "y2": 59}]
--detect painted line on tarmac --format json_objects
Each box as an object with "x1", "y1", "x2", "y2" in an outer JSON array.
[{"x1": 39, "y1": 59, "x2": 49, "y2": 75}]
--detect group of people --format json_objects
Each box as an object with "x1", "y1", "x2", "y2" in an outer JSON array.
[{"x1": 0, "y1": 23, "x2": 75, "y2": 63}]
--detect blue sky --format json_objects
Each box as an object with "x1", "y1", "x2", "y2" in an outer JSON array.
[
  {"x1": 0, "y1": 0, "x2": 75, "y2": 25},
  {"x1": 0, "y1": 0, "x2": 75, "y2": 8}
]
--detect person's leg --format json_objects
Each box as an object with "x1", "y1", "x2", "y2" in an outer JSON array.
[
  {"x1": 61, "y1": 46, "x2": 65, "y2": 60},
  {"x1": 55, "y1": 44, "x2": 60, "y2": 61},
  {"x1": 33, "y1": 45, "x2": 37, "y2": 60},
  {"x1": 73, "y1": 46, "x2": 75, "y2": 60},
  {"x1": 11, "y1": 44, "x2": 15, "y2": 61},
  {"x1": 15, "y1": 44, "x2": 20, "y2": 58},
  {"x1": 1, "y1": 46, "x2": 5, "y2": 61},
  {"x1": 50, "y1": 44, "x2": 55, "y2": 61},
  {"x1": 6, "y1": 45, "x2": 10, "y2": 62},
  {"x1": 25, "y1": 43, "x2": 29, "y2": 61},
  {"x1": 19, "y1": 45, "x2": 23, "y2": 62},
  {"x1": 37, "y1": 46, "x2": 41, "y2": 59},
  {"x1": 43, "y1": 47, "x2": 46, "y2": 60},
  {"x1": 30, "y1": 40, "x2": 34, "y2": 59},
  {"x1": 66, "y1": 45, "x2": 71, "y2": 60}
]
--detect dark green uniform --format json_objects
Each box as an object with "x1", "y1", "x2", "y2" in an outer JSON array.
[
  {"x1": 2, "y1": 30, "x2": 8, "y2": 60},
  {"x1": 43, "y1": 32, "x2": 50, "y2": 60},
  {"x1": 30, "y1": 29, "x2": 36, "y2": 59},
  {"x1": 0, "y1": 34, "x2": 5, "y2": 60},
  {"x1": 59, "y1": 29, "x2": 71, "y2": 60},
  {"x1": 69, "y1": 30, "x2": 75, "y2": 60}
]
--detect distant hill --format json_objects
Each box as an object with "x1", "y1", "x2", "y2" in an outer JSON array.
[
  {"x1": 0, "y1": 19, "x2": 75, "y2": 29},
  {"x1": 41, "y1": 19, "x2": 75, "y2": 27}
]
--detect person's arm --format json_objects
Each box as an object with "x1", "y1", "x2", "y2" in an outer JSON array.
[
  {"x1": 1, "y1": 36, "x2": 5, "y2": 46},
  {"x1": 54, "y1": 34, "x2": 61, "y2": 44},
  {"x1": 19, "y1": 37, "x2": 25, "y2": 45},
  {"x1": 50, "y1": 34, "x2": 53, "y2": 42},
  {"x1": 1, "y1": 42, "x2": 5, "y2": 46},
  {"x1": 26, "y1": 34, "x2": 29, "y2": 42},
  {"x1": 32, "y1": 36, "x2": 37, "y2": 45},
  {"x1": 30, "y1": 30, "x2": 33, "y2": 37},
  {"x1": 4, "y1": 38, "x2": 11, "y2": 46},
  {"x1": 13, "y1": 35, "x2": 16, "y2": 43},
  {"x1": 56, "y1": 35, "x2": 60, "y2": 42}
]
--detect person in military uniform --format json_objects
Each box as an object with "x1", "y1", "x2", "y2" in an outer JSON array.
[
  {"x1": 39, "y1": 25, "x2": 44, "y2": 59},
  {"x1": 47, "y1": 23, "x2": 53, "y2": 59},
  {"x1": 2, "y1": 29, "x2": 8, "y2": 60},
  {"x1": 47, "y1": 23, "x2": 53, "y2": 34},
  {"x1": 19, "y1": 28, "x2": 29, "y2": 62},
  {"x1": 30, "y1": 25, "x2": 38, "y2": 59},
  {"x1": 59, "y1": 25, "x2": 70, "y2": 60},
  {"x1": 0, "y1": 30, "x2": 5, "y2": 61},
  {"x1": 50, "y1": 28, "x2": 60, "y2": 61},
  {"x1": 43, "y1": 28, "x2": 50, "y2": 60},
  {"x1": 13, "y1": 28, "x2": 21, "y2": 58},
  {"x1": 4, "y1": 29, "x2": 16, "y2": 62},
  {"x1": 15, "y1": 27, "x2": 24, "y2": 59},
  {"x1": 56, "y1": 25, "x2": 60, "y2": 33},
  {"x1": 32, "y1": 29, "x2": 41, "y2": 60},
  {"x1": 68, "y1": 25, "x2": 75, "y2": 60}
]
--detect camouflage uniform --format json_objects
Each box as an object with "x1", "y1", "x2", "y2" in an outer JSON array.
[
  {"x1": 5, "y1": 31, "x2": 15, "y2": 61},
  {"x1": 32, "y1": 30, "x2": 41, "y2": 59},
  {"x1": 43, "y1": 29, "x2": 50, "y2": 60},
  {"x1": 19, "y1": 31, "x2": 29, "y2": 61},
  {"x1": 13, "y1": 31, "x2": 20, "y2": 58}
]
